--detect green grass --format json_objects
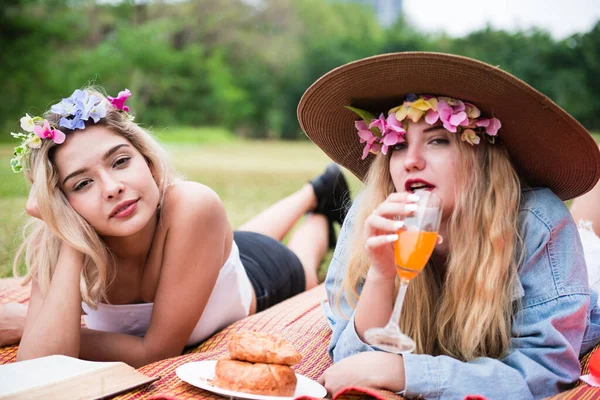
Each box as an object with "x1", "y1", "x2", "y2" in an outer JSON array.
[
  {"x1": 151, "y1": 126, "x2": 237, "y2": 144},
  {"x1": 0, "y1": 133, "x2": 362, "y2": 280}
]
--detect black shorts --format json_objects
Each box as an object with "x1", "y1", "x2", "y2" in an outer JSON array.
[{"x1": 234, "y1": 231, "x2": 306, "y2": 313}]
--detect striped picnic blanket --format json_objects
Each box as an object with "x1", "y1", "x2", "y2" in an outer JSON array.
[{"x1": 1, "y1": 277, "x2": 598, "y2": 399}]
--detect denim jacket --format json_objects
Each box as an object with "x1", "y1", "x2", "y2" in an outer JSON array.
[{"x1": 324, "y1": 188, "x2": 600, "y2": 400}]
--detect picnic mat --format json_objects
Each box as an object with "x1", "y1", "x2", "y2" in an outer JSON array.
[{"x1": 1, "y1": 277, "x2": 599, "y2": 399}]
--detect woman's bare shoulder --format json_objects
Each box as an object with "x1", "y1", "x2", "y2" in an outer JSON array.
[{"x1": 160, "y1": 181, "x2": 226, "y2": 224}]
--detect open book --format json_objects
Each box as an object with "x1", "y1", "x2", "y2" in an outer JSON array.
[{"x1": 0, "y1": 355, "x2": 159, "y2": 399}]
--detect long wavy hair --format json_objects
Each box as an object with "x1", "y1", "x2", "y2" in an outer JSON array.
[
  {"x1": 337, "y1": 134, "x2": 522, "y2": 361},
  {"x1": 13, "y1": 88, "x2": 180, "y2": 307}
]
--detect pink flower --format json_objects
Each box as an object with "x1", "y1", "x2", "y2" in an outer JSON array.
[
  {"x1": 380, "y1": 113, "x2": 406, "y2": 155},
  {"x1": 108, "y1": 89, "x2": 131, "y2": 112},
  {"x1": 476, "y1": 117, "x2": 501, "y2": 136},
  {"x1": 356, "y1": 121, "x2": 381, "y2": 159},
  {"x1": 385, "y1": 113, "x2": 405, "y2": 133},
  {"x1": 438, "y1": 100, "x2": 469, "y2": 132},
  {"x1": 449, "y1": 111, "x2": 469, "y2": 127},
  {"x1": 437, "y1": 101, "x2": 456, "y2": 132},
  {"x1": 355, "y1": 120, "x2": 368, "y2": 131},
  {"x1": 33, "y1": 119, "x2": 65, "y2": 144},
  {"x1": 360, "y1": 135, "x2": 381, "y2": 159},
  {"x1": 381, "y1": 131, "x2": 404, "y2": 155},
  {"x1": 368, "y1": 114, "x2": 387, "y2": 134},
  {"x1": 425, "y1": 109, "x2": 440, "y2": 124}
]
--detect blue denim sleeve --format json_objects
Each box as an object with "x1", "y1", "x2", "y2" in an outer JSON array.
[
  {"x1": 324, "y1": 193, "x2": 382, "y2": 360},
  {"x1": 327, "y1": 189, "x2": 590, "y2": 400},
  {"x1": 403, "y1": 295, "x2": 588, "y2": 399},
  {"x1": 403, "y1": 190, "x2": 590, "y2": 399}
]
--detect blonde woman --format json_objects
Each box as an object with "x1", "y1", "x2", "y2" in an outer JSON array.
[
  {"x1": 297, "y1": 53, "x2": 600, "y2": 399},
  {"x1": 0, "y1": 87, "x2": 350, "y2": 367}
]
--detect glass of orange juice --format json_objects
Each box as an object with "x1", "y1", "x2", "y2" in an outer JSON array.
[{"x1": 364, "y1": 191, "x2": 442, "y2": 353}]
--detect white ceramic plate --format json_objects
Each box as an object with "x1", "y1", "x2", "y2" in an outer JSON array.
[{"x1": 176, "y1": 360, "x2": 327, "y2": 400}]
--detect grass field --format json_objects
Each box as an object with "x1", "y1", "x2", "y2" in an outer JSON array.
[{"x1": 0, "y1": 136, "x2": 362, "y2": 279}]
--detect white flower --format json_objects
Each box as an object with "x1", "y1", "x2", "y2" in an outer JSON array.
[
  {"x1": 26, "y1": 135, "x2": 42, "y2": 149},
  {"x1": 20, "y1": 113, "x2": 35, "y2": 132}
]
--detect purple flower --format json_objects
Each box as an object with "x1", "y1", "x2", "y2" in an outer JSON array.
[
  {"x1": 50, "y1": 89, "x2": 87, "y2": 116},
  {"x1": 59, "y1": 109, "x2": 85, "y2": 130},
  {"x1": 82, "y1": 95, "x2": 107, "y2": 122}
]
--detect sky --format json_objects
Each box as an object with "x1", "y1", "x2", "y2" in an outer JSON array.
[{"x1": 402, "y1": 0, "x2": 600, "y2": 39}]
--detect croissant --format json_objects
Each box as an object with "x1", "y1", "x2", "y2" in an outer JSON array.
[
  {"x1": 228, "y1": 331, "x2": 302, "y2": 366},
  {"x1": 214, "y1": 359, "x2": 297, "y2": 396}
]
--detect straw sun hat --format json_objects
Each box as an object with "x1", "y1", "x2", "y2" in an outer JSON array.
[{"x1": 297, "y1": 52, "x2": 600, "y2": 201}]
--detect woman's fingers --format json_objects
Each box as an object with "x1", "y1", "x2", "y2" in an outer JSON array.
[
  {"x1": 366, "y1": 213, "x2": 404, "y2": 233},
  {"x1": 374, "y1": 201, "x2": 417, "y2": 218},
  {"x1": 371, "y1": 192, "x2": 420, "y2": 219},
  {"x1": 365, "y1": 233, "x2": 398, "y2": 249},
  {"x1": 386, "y1": 192, "x2": 421, "y2": 203}
]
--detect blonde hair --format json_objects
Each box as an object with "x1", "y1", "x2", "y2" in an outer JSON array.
[
  {"x1": 13, "y1": 87, "x2": 180, "y2": 307},
  {"x1": 337, "y1": 135, "x2": 522, "y2": 361}
]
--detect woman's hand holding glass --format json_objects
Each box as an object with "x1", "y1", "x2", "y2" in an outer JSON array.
[
  {"x1": 363, "y1": 191, "x2": 442, "y2": 353},
  {"x1": 363, "y1": 192, "x2": 421, "y2": 279}
]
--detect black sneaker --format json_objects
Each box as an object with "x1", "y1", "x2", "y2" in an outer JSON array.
[
  {"x1": 310, "y1": 164, "x2": 352, "y2": 248},
  {"x1": 310, "y1": 164, "x2": 352, "y2": 225}
]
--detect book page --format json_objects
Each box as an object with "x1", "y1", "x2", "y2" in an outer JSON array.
[{"x1": 0, "y1": 355, "x2": 157, "y2": 399}]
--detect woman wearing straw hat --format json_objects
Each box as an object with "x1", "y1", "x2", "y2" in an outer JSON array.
[{"x1": 298, "y1": 52, "x2": 600, "y2": 399}]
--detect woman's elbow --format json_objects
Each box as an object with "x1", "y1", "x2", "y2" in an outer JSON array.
[
  {"x1": 138, "y1": 342, "x2": 184, "y2": 367},
  {"x1": 17, "y1": 344, "x2": 79, "y2": 362}
]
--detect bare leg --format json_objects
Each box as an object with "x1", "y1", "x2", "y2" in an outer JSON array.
[
  {"x1": 570, "y1": 144, "x2": 600, "y2": 236},
  {"x1": 238, "y1": 164, "x2": 349, "y2": 288},
  {"x1": 287, "y1": 213, "x2": 329, "y2": 290},
  {"x1": 0, "y1": 303, "x2": 27, "y2": 347},
  {"x1": 238, "y1": 184, "x2": 317, "y2": 241}
]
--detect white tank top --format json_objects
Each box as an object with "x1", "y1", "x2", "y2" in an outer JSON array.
[{"x1": 81, "y1": 240, "x2": 253, "y2": 346}]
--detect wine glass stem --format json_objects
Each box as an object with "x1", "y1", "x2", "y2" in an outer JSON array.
[{"x1": 387, "y1": 278, "x2": 410, "y2": 330}]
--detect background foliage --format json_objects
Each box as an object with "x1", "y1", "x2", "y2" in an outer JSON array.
[{"x1": 2, "y1": 0, "x2": 600, "y2": 139}]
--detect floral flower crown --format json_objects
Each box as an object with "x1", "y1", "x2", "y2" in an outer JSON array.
[
  {"x1": 10, "y1": 88, "x2": 132, "y2": 173},
  {"x1": 347, "y1": 94, "x2": 502, "y2": 160}
]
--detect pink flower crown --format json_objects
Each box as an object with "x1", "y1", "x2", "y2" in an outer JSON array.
[
  {"x1": 10, "y1": 89, "x2": 132, "y2": 173},
  {"x1": 348, "y1": 94, "x2": 501, "y2": 160}
]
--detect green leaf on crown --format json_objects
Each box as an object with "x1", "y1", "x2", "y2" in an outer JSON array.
[{"x1": 345, "y1": 106, "x2": 381, "y2": 137}]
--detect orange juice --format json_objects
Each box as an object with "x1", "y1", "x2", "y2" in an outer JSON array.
[{"x1": 393, "y1": 230, "x2": 437, "y2": 280}]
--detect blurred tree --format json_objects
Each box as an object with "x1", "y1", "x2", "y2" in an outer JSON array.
[
  {"x1": 568, "y1": 22, "x2": 600, "y2": 128},
  {"x1": 0, "y1": 0, "x2": 87, "y2": 134},
  {"x1": 0, "y1": 0, "x2": 598, "y2": 140},
  {"x1": 277, "y1": 0, "x2": 385, "y2": 138}
]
